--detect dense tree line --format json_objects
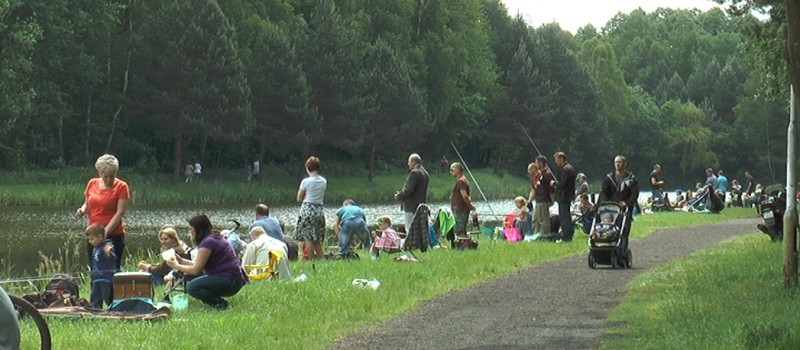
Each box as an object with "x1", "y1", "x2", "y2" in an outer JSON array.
[{"x1": 0, "y1": 0, "x2": 794, "y2": 185}]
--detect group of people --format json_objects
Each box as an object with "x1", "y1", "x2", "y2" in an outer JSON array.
[
  {"x1": 74, "y1": 150, "x2": 645, "y2": 311},
  {"x1": 646, "y1": 163, "x2": 758, "y2": 213},
  {"x1": 245, "y1": 160, "x2": 261, "y2": 182},
  {"x1": 183, "y1": 161, "x2": 203, "y2": 183}
]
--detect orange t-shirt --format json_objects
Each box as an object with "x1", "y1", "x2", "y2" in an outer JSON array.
[{"x1": 84, "y1": 178, "x2": 130, "y2": 236}]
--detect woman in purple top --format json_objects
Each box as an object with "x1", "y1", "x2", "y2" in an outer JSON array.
[{"x1": 167, "y1": 214, "x2": 247, "y2": 310}]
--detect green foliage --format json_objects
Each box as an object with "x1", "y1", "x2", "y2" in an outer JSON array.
[
  {"x1": 663, "y1": 100, "x2": 717, "y2": 175},
  {"x1": 0, "y1": 1, "x2": 793, "y2": 190}
]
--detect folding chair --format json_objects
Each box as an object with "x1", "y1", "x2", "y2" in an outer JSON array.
[
  {"x1": 400, "y1": 203, "x2": 431, "y2": 260},
  {"x1": 243, "y1": 249, "x2": 285, "y2": 280}
]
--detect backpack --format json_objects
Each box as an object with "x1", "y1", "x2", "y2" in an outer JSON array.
[
  {"x1": 23, "y1": 273, "x2": 87, "y2": 308},
  {"x1": 45, "y1": 273, "x2": 80, "y2": 299},
  {"x1": 452, "y1": 236, "x2": 479, "y2": 250}
]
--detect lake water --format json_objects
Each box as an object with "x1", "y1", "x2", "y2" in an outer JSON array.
[{"x1": 0, "y1": 193, "x2": 658, "y2": 279}]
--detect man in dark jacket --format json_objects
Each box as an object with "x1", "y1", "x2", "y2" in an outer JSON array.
[
  {"x1": 532, "y1": 155, "x2": 555, "y2": 238},
  {"x1": 395, "y1": 153, "x2": 430, "y2": 232},
  {"x1": 599, "y1": 155, "x2": 639, "y2": 262},
  {"x1": 552, "y1": 152, "x2": 576, "y2": 242}
]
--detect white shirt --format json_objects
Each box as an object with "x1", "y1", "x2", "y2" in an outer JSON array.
[
  {"x1": 300, "y1": 175, "x2": 327, "y2": 204},
  {"x1": 194, "y1": 163, "x2": 202, "y2": 174},
  {"x1": 241, "y1": 234, "x2": 291, "y2": 279}
]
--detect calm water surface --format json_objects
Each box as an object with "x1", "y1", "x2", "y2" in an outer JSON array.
[{"x1": 0, "y1": 201, "x2": 515, "y2": 278}]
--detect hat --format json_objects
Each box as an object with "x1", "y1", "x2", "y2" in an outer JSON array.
[
  {"x1": 676, "y1": 189, "x2": 683, "y2": 194},
  {"x1": 576, "y1": 173, "x2": 586, "y2": 180}
]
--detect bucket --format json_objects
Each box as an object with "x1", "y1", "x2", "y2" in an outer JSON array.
[
  {"x1": 172, "y1": 293, "x2": 189, "y2": 311},
  {"x1": 480, "y1": 225, "x2": 494, "y2": 238}
]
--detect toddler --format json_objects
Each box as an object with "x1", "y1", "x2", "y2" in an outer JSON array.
[
  {"x1": 512, "y1": 196, "x2": 531, "y2": 237},
  {"x1": 85, "y1": 224, "x2": 118, "y2": 309},
  {"x1": 370, "y1": 216, "x2": 401, "y2": 258},
  {"x1": 591, "y1": 212, "x2": 619, "y2": 240}
]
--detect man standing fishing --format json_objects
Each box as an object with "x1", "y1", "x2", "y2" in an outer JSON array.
[
  {"x1": 449, "y1": 162, "x2": 476, "y2": 239},
  {"x1": 551, "y1": 152, "x2": 576, "y2": 243},
  {"x1": 395, "y1": 153, "x2": 430, "y2": 232},
  {"x1": 531, "y1": 155, "x2": 555, "y2": 239}
]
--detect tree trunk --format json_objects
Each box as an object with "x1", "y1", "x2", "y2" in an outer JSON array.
[
  {"x1": 494, "y1": 144, "x2": 505, "y2": 174},
  {"x1": 368, "y1": 131, "x2": 379, "y2": 182},
  {"x1": 83, "y1": 95, "x2": 91, "y2": 164},
  {"x1": 784, "y1": 0, "x2": 800, "y2": 287},
  {"x1": 414, "y1": 0, "x2": 430, "y2": 42},
  {"x1": 258, "y1": 126, "x2": 267, "y2": 182},
  {"x1": 788, "y1": 0, "x2": 800, "y2": 95},
  {"x1": 107, "y1": 0, "x2": 133, "y2": 153},
  {"x1": 173, "y1": 114, "x2": 183, "y2": 183}
]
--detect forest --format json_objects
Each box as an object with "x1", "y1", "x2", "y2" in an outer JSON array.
[{"x1": 0, "y1": 0, "x2": 795, "y2": 185}]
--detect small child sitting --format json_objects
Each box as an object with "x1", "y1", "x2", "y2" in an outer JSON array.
[
  {"x1": 371, "y1": 216, "x2": 402, "y2": 259},
  {"x1": 85, "y1": 224, "x2": 118, "y2": 309},
  {"x1": 591, "y1": 212, "x2": 619, "y2": 241}
]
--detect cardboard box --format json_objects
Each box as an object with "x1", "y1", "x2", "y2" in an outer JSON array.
[{"x1": 113, "y1": 272, "x2": 153, "y2": 300}]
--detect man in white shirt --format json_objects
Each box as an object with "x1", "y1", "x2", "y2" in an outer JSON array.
[
  {"x1": 242, "y1": 227, "x2": 291, "y2": 279},
  {"x1": 193, "y1": 161, "x2": 202, "y2": 181}
]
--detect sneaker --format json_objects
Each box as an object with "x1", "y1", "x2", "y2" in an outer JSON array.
[
  {"x1": 531, "y1": 232, "x2": 542, "y2": 241},
  {"x1": 555, "y1": 239, "x2": 564, "y2": 244},
  {"x1": 212, "y1": 299, "x2": 229, "y2": 310}
]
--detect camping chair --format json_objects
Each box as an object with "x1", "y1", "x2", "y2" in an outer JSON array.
[
  {"x1": 398, "y1": 203, "x2": 431, "y2": 260},
  {"x1": 432, "y1": 206, "x2": 455, "y2": 244},
  {"x1": 159, "y1": 270, "x2": 189, "y2": 303},
  {"x1": 502, "y1": 213, "x2": 521, "y2": 241},
  {"x1": 243, "y1": 249, "x2": 286, "y2": 281},
  {"x1": 371, "y1": 227, "x2": 404, "y2": 258}
]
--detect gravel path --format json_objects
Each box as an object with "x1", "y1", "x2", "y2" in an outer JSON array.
[{"x1": 327, "y1": 217, "x2": 759, "y2": 350}]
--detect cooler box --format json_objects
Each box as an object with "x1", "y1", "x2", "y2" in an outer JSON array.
[{"x1": 113, "y1": 272, "x2": 153, "y2": 300}]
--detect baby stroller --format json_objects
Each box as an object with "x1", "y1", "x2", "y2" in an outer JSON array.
[
  {"x1": 688, "y1": 185, "x2": 724, "y2": 213},
  {"x1": 587, "y1": 202, "x2": 632, "y2": 269}
]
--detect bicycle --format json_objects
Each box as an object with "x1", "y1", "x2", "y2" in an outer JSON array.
[{"x1": 5, "y1": 290, "x2": 52, "y2": 350}]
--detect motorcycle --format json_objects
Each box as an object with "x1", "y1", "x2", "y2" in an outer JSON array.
[{"x1": 757, "y1": 185, "x2": 785, "y2": 242}]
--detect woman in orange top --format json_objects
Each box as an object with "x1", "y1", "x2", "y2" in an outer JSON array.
[{"x1": 76, "y1": 154, "x2": 130, "y2": 269}]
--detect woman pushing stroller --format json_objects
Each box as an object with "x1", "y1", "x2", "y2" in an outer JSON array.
[{"x1": 598, "y1": 155, "x2": 639, "y2": 264}]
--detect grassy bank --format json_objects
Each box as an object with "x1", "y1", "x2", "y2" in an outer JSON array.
[
  {"x1": 9, "y1": 208, "x2": 751, "y2": 349},
  {"x1": 602, "y1": 232, "x2": 799, "y2": 349},
  {"x1": 0, "y1": 167, "x2": 529, "y2": 206}
]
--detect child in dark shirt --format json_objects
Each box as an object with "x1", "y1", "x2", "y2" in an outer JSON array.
[{"x1": 85, "y1": 224, "x2": 118, "y2": 309}]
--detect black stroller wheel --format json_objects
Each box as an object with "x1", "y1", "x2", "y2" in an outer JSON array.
[
  {"x1": 588, "y1": 253, "x2": 597, "y2": 269},
  {"x1": 610, "y1": 253, "x2": 618, "y2": 269},
  {"x1": 625, "y1": 249, "x2": 632, "y2": 269}
]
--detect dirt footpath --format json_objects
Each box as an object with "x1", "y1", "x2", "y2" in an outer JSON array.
[{"x1": 327, "y1": 217, "x2": 759, "y2": 350}]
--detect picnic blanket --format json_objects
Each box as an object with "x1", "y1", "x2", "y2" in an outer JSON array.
[{"x1": 38, "y1": 305, "x2": 171, "y2": 321}]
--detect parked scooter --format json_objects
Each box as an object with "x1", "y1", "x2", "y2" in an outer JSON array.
[{"x1": 757, "y1": 185, "x2": 786, "y2": 242}]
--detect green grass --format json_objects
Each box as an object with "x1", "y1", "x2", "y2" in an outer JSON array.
[
  {"x1": 602, "y1": 226, "x2": 800, "y2": 350},
  {"x1": 8, "y1": 208, "x2": 753, "y2": 350}
]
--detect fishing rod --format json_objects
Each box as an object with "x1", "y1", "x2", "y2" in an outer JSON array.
[
  {"x1": 516, "y1": 122, "x2": 559, "y2": 183},
  {"x1": 518, "y1": 122, "x2": 543, "y2": 157},
  {"x1": 449, "y1": 141, "x2": 498, "y2": 219}
]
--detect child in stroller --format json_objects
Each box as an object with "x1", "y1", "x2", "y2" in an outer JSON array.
[
  {"x1": 587, "y1": 202, "x2": 632, "y2": 269},
  {"x1": 590, "y1": 212, "x2": 619, "y2": 241}
]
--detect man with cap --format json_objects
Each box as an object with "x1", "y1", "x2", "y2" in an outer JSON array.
[{"x1": 576, "y1": 173, "x2": 588, "y2": 199}]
